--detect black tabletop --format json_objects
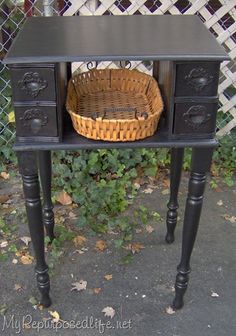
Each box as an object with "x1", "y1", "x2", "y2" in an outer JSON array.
[{"x1": 4, "y1": 15, "x2": 229, "y2": 64}]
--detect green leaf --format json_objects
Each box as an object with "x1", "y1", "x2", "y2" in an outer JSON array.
[
  {"x1": 114, "y1": 239, "x2": 123, "y2": 248},
  {"x1": 8, "y1": 244, "x2": 18, "y2": 253},
  {"x1": 120, "y1": 253, "x2": 134, "y2": 264},
  {"x1": 29, "y1": 297, "x2": 38, "y2": 306},
  {"x1": 0, "y1": 253, "x2": 8, "y2": 262},
  {"x1": 144, "y1": 166, "x2": 157, "y2": 177},
  {"x1": 152, "y1": 211, "x2": 161, "y2": 221}
]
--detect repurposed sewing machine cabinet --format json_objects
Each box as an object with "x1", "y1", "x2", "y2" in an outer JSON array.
[{"x1": 3, "y1": 15, "x2": 229, "y2": 309}]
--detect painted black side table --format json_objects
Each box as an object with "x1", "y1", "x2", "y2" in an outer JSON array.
[{"x1": 3, "y1": 15, "x2": 229, "y2": 309}]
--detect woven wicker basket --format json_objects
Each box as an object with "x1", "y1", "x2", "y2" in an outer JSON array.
[{"x1": 66, "y1": 68, "x2": 163, "y2": 142}]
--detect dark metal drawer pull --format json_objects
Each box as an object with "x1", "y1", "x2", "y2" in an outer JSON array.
[
  {"x1": 184, "y1": 67, "x2": 213, "y2": 92},
  {"x1": 183, "y1": 105, "x2": 211, "y2": 129},
  {"x1": 19, "y1": 108, "x2": 48, "y2": 134},
  {"x1": 18, "y1": 72, "x2": 48, "y2": 98}
]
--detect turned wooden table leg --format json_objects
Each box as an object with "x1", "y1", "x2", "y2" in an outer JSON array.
[
  {"x1": 172, "y1": 147, "x2": 214, "y2": 310},
  {"x1": 166, "y1": 147, "x2": 184, "y2": 244},
  {"x1": 18, "y1": 151, "x2": 52, "y2": 308},
  {"x1": 38, "y1": 150, "x2": 55, "y2": 241}
]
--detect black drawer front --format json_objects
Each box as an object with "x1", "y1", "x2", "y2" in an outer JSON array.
[
  {"x1": 173, "y1": 102, "x2": 218, "y2": 135},
  {"x1": 175, "y1": 62, "x2": 220, "y2": 97},
  {"x1": 15, "y1": 106, "x2": 58, "y2": 137},
  {"x1": 11, "y1": 67, "x2": 56, "y2": 101}
]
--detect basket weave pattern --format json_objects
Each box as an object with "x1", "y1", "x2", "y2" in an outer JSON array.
[{"x1": 66, "y1": 69, "x2": 163, "y2": 141}]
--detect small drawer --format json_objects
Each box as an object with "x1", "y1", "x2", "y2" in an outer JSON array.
[
  {"x1": 175, "y1": 62, "x2": 220, "y2": 97},
  {"x1": 11, "y1": 67, "x2": 56, "y2": 101},
  {"x1": 173, "y1": 102, "x2": 218, "y2": 135},
  {"x1": 15, "y1": 106, "x2": 58, "y2": 137}
]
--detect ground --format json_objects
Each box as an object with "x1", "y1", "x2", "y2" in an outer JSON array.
[{"x1": 0, "y1": 172, "x2": 236, "y2": 336}]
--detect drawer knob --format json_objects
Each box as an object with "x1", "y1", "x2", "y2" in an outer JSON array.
[
  {"x1": 18, "y1": 72, "x2": 48, "y2": 98},
  {"x1": 185, "y1": 67, "x2": 213, "y2": 92},
  {"x1": 31, "y1": 118, "x2": 43, "y2": 134},
  {"x1": 20, "y1": 108, "x2": 48, "y2": 134},
  {"x1": 183, "y1": 105, "x2": 211, "y2": 129}
]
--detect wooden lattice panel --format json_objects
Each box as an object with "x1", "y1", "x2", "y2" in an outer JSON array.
[{"x1": 64, "y1": 0, "x2": 236, "y2": 137}]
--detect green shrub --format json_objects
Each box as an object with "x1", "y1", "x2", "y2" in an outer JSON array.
[
  {"x1": 213, "y1": 132, "x2": 236, "y2": 186},
  {"x1": 52, "y1": 148, "x2": 169, "y2": 233},
  {"x1": 1, "y1": 132, "x2": 235, "y2": 232}
]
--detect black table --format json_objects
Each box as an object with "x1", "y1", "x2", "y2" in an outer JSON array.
[{"x1": 3, "y1": 15, "x2": 229, "y2": 310}]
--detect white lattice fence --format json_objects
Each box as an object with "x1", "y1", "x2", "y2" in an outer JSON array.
[{"x1": 64, "y1": 0, "x2": 236, "y2": 137}]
